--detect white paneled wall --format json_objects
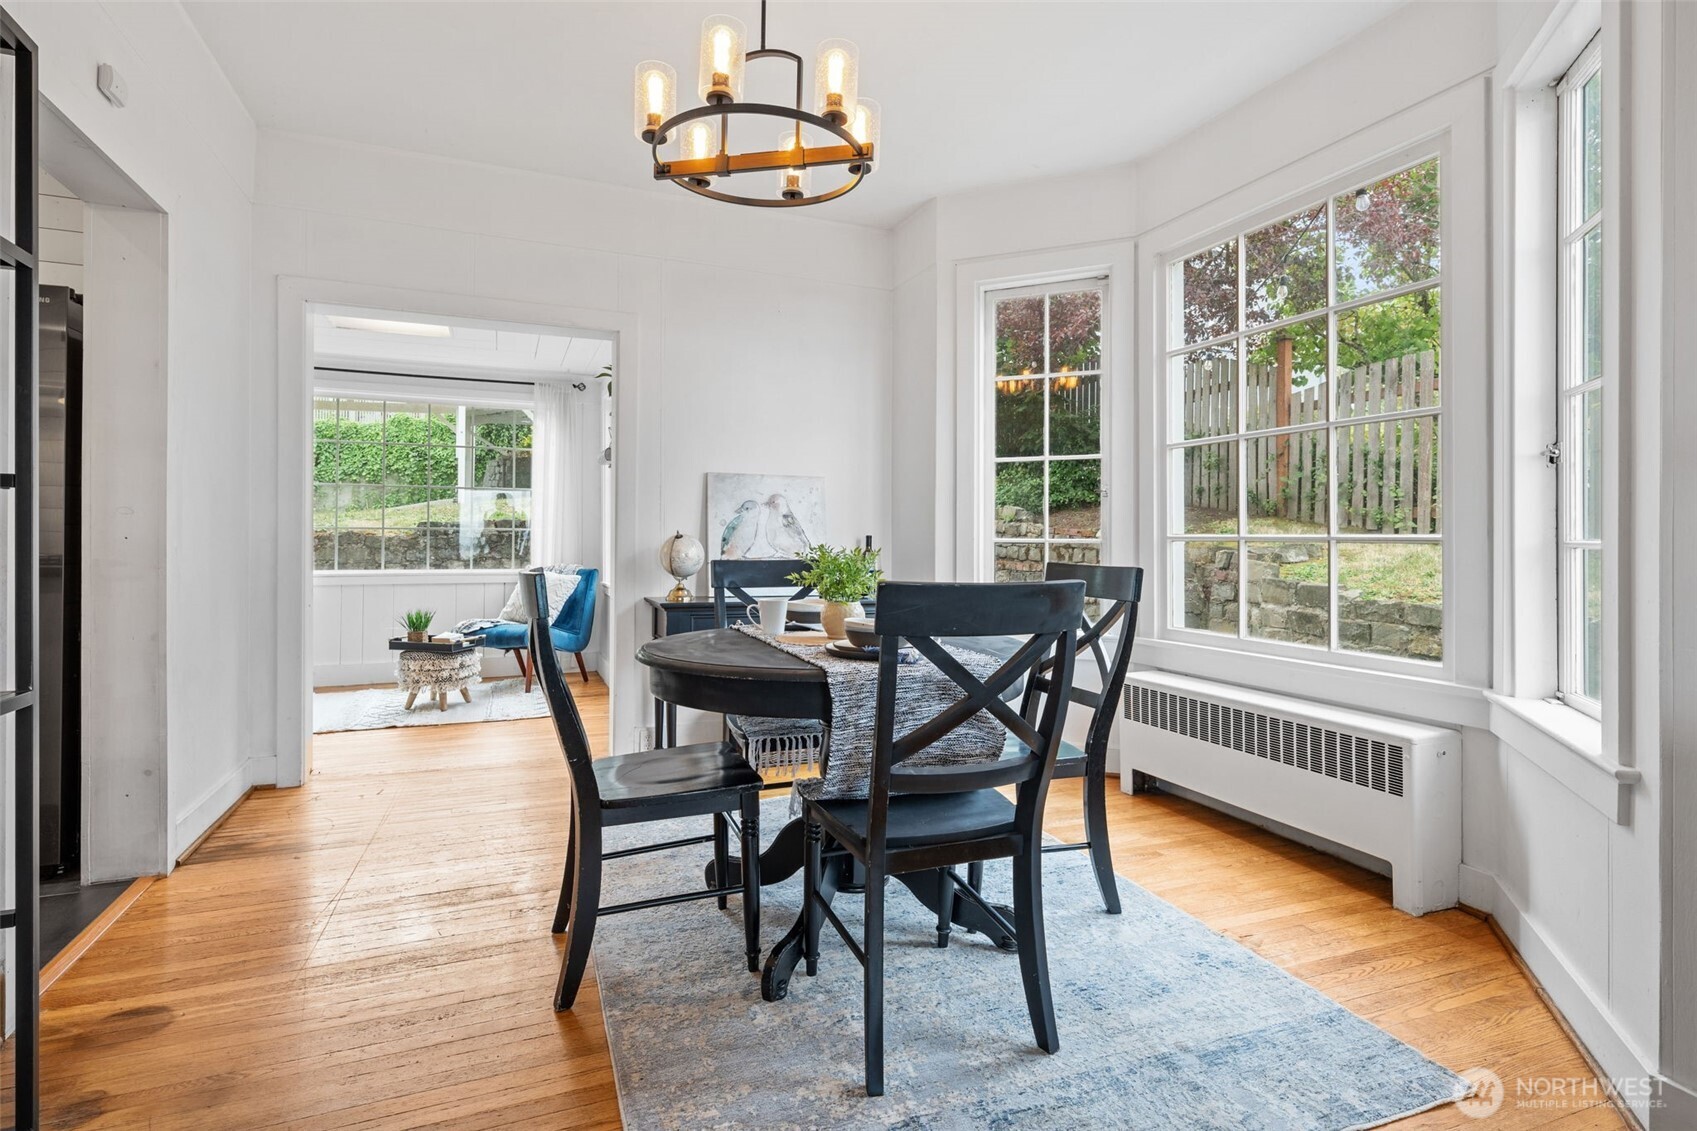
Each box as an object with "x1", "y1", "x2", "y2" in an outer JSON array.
[
  {"x1": 315, "y1": 573, "x2": 513, "y2": 686},
  {"x1": 312, "y1": 572, "x2": 608, "y2": 687},
  {"x1": 39, "y1": 169, "x2": 83, "y2": 291}
]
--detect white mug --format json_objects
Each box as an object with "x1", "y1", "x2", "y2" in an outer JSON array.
[{"x1": 744, "y1": 597, "x2": 790, "y2": 635}]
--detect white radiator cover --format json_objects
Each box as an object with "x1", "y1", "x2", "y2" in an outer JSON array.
[{"x1": 1123, "y1": 671, "x2": 1461, "y2": 916}]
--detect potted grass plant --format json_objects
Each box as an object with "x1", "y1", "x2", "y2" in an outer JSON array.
[
  {"x1": 399, "y1": 608, "x2": 436, "y2": 644},
  {"x1": 788, "y1": 544, "x2": 882, "y2": 640}
]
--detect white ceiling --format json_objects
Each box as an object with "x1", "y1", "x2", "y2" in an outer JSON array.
[
  {"x1": 312, "y1": 310, "x2": 613, "y2": 376},
  {"x1": 185, "y1": 1, "x2": 1407, "y2": 230}
]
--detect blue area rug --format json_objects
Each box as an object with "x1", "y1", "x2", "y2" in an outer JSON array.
[{"x1": 592, "y1": 798, "x2": 1469, "y2": 1129}]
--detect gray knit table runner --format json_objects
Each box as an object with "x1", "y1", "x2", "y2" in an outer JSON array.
[{"x1": 732, "y1": 625, "x2": 1009, "y2": 803}]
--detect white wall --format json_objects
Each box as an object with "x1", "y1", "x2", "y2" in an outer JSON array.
[
  {"x1": 37, "y1": 169, "x2": 81, "y2": 291},
  {"x1": 250, "y1": 133, "x2": 893, "y2": 756},
  {"x1": 15, "y1": 1, "x2": 259, "y2": 872},
  {"x1": 889, "y1": 164, "x2": 1137, "y2": 580}
]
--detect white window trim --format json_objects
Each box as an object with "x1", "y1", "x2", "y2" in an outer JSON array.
[
  {"x1": 983, "y1": 276, "x2": 1109, "y2": 579},
  {"x1": 1491, "y1": 0, "x2": 1636, "y2": 824},
  {"x1": 1134, "y1": 80, "x2": 1490, "y2": 719},
  {"x1": 1554, "y1": 37, "x2": 1604, "y2": 718},
  {"x1": 953, "y1": 242, "x2": 1136, "y2": 582}
]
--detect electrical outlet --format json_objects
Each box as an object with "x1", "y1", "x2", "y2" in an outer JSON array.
[{"x1": 632, "y1": 726, "x2": 653, "y2": 752}]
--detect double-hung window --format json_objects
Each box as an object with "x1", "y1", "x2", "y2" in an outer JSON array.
[
  {"x1": 989, "y1": 280, "x2": 1106, "y2": 581},
  {"x1": 1165, "y1": 159, "x2": 1444, "y2": 666},
  {"x1": 1556, "y1": 42, "x2": 1604, "y2": 712},
  {"x1": 312, "y1": 395, "x2": 535, "y2": 571}
]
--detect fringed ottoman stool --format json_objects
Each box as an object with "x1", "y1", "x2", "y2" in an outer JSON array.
[{"x1": 395, "y1": 645, "x2": 483, "y2": 711}]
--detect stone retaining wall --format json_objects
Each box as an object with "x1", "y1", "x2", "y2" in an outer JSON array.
[
  {"x1": 993, "y1": 507, "x2": 1100, "y2": 582},
  {"x1": 1184, "y1": 543, "x2": 1441, "y2": 661},
  {"x1": 315, "y1": 522, "x2": 531, "y2": 571}
]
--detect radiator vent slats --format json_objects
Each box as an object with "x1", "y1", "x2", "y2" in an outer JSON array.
[{"x1": 1126, "y1": 685, "x2": 1407, "y2": 799}]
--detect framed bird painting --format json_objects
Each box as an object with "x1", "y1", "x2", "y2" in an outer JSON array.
[{"x1": 705, "y1": 473, "x2": 827, "y2": 561}]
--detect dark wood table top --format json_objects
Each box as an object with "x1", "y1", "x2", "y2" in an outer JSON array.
[{"x1": 637, "y1": 627, "x2": 825, "y2": 682}]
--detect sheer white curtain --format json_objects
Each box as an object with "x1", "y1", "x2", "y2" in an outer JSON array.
[{"x1": 531, "y1": 380, "x2": 591, "y2": 566}]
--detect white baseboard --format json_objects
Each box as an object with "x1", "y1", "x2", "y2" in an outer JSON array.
[
  {"x1": 1461, "y1": 865, "x2": 1658, "y2": 1124},
  {"x1": 172, "y1": 755, "x2": 257, "y2": 867}
]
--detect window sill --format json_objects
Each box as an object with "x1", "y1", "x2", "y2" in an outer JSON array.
[
  {"x1": 1483, "y1": 691, "x2": 1638, "y2": 824},
  {"x1": 1133, "y1": 636, "x2": 1489, "y2": 729}
]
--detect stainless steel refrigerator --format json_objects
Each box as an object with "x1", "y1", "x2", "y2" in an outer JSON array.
[{"x1": 38, "y1": 286, "x2": 81, "y2": 875}]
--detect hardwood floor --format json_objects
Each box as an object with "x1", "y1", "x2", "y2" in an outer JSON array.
[{"x1": 33, "y1": 676, "x2": 1626, "y2": 1129}]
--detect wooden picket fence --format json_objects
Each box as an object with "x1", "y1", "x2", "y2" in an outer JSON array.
[{"x1": 1180, "y1": 350, "x2": 1440, "y2": 534}]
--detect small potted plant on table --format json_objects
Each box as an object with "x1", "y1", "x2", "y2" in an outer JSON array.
[
  {"x1": 789, "y1": 544, "x2": 882, "y2": 640},
  {"x1": 399, "y1": 608, "x2": 436, "y2": 644}
]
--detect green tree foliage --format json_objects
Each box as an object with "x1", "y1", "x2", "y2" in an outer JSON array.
[
  {"x1": 313, "y1": 408, "x2": 534, "y2": 510},
  {"x1": 1182, "y1": 160, "x2": 1442, "y2": 381}
]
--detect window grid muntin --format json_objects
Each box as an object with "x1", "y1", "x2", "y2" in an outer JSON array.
[
  {"x1": 1556, "y1": 41, "x2": 1603, "y2": 714},
  {"x1": 1164, "y1": 155, "x2": 1444, "y2": 663},
  {"x1": 989, "y1": 279, "x2": 1106, "y2": 568},
  {"x1": 314, "y1": 395, "x2": 534, "y2": 572}
]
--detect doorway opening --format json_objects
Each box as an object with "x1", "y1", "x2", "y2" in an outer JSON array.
[{"x1": 305, "y1": 305, "x2": 614, "y2": 737}]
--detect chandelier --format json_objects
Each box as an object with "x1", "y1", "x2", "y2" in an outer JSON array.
[{"x1": 633, "y1": 0, "x2": 880, "y2": 208}]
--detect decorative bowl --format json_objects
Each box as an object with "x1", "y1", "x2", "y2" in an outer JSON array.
[{"x1": 843, "y1": 617, "x2": 902, "y2": 651}]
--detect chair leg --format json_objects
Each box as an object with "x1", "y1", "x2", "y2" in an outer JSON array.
[
  {"x1": 512, "y1": 648, "x2": 533, "y2": 693},
  {"x1": 740, "y1": 794, "x2": 761, "y2": 973},
  {"x1": 1011, "y1": 841, "x2": 1059, "y2": 1054},
  {"x1": 864, "y1": 863, "x2": 886, "y2": 1097},
  {"x1": 713, "y1": 813, "x2": 731, "y2": 911},
  {"x1": 803, "y1": 819, "x2": 823, "y2": 977},
  {"x1": 1083, "y1": 768, "x2": 1121, "y2": 914},
  {"x1": 935, "y1": 867, "x2": 955, "y2": 948},
  {"x1": 967, "y1": 861, "x2": 984, "y2": 893},
  {"x1": 551, "y1": 804, "x2": 577, "y2": 934},
  {"x1": 554, "y1": 820, "x2": 602, "y2": 1012},
  {"x1": 575, "y1": 651, "x2": 590, "y2": 684}
]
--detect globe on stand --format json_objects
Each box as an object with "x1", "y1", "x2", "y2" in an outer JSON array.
[{"x1": 658, "y1": 531, "x2": 705, "y2": 602}]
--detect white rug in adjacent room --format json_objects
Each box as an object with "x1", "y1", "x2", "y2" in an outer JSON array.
[{"x1": 313, "y1": 677, "x2": 551, "y2": 733}]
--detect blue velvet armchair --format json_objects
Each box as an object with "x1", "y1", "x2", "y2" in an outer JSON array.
[{"x1": 482, "y1": 567, "x2": 599, "y2": 689}]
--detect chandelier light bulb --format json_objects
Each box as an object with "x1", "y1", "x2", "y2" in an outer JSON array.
[
  {"x1": 680, "y1": 118, "x2": 720, "y2": 187},
  {"x1": 848, "y1": 97, "x2": 880, "y2": 174},
  {"x1": 699, "y1": 15, "x2": 747, "y2": 104},
  {"x1": 1354, "y1": 188, "x2": 1372, "y2": 213},
  {"x1": 776, "y1": 129, "x2": 811, "y2": 201},
  {"x1": 632, "y1": 61, "x2": 676, "y2": 143},
  {"x1": 813, "y1": 38, "x2": 859, "y2": 125}
]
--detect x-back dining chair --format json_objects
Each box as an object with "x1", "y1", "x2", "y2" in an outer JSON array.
[
  {"x1": 524, "y1": 569, "x2": 765, "y2": 1011},
  {"x1": 795, "y1": 579, "x2": 1084, "y2": 1096},
  {"x1": 960, "y1": 562, "x2": 1144, "y2": 918},
  {"x1": 710, "y1": 558, "x2": 826, "y2": 768}
]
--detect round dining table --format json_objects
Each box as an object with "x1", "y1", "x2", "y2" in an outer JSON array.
[{"x1": 636, "y1": 627, "x2": 1020, "y2": 1001}]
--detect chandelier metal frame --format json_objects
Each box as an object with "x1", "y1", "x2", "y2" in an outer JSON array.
[{"x1": 643, "y1": 2, "x2": 875, "y2": 208}]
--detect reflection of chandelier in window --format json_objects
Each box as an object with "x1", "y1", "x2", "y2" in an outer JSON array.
[{"x1": 633, "y1": 0, "x2": 880, "y2": 208}]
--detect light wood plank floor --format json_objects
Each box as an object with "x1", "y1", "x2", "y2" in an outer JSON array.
[{"x1": 33, "y1": 677, "x2": 1626, "y2": 1129}]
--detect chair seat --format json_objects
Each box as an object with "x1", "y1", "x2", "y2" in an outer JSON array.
[
  {"x1": 1002, "y1": 732, "x2": 1087, "y2": 778},
  {"x1": 814, "y1": 790, "x2": 1017, "y2": 848},
  {"x1": 483, "y1": 620, "x2": 588, "y2": 651},
  {"x1": 595, "y1": 741, "x2": 764, "y2": 809}
]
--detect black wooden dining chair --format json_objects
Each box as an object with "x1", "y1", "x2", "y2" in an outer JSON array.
[
  {"x1": 960, "y1": 562, "x2": 1144, "y2": 917},
  {"x1": 710, "y1": 558, "x2": 825, "y2": 767},
  {"x1": 523, "y1": 570, "x2": 765, "y2": 1012},
  {"x1": 797, "y1": 579, "x2": 1083, "y2": 1096}
]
